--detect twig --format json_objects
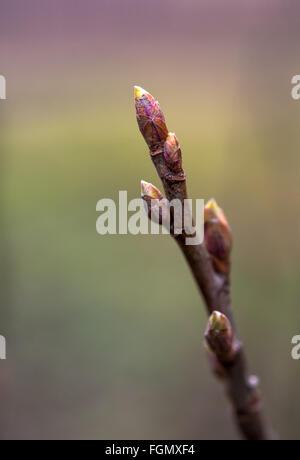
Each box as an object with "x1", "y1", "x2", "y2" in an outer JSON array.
[{"x1": 135, "y1": 86, "x2": 276, "y2": 440}]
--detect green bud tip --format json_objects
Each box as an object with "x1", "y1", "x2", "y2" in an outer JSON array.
[
  {"x1": 134, "y1": 86, "x2": 151, "y2": 100},
  {"x1": 209, "y1": 311, "x2": 231, "y2": 334},
  {"x1": 204, "y1": 199, "x2": 227, "y2": 225},
  {"x1": 205, "y1": 311, "x2": 234, "y2": 357},
  {"x1": 141, "y1": 180, "x2": 163, "y2": 200}
]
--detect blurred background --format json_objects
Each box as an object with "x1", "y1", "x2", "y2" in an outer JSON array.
[{"x1": 0, "y1": 0, "x2": 300, "y2": 440}]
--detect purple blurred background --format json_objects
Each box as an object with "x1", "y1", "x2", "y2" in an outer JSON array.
[{"x1": 0, "y1": 0, "x2": 300, "y2": 440}]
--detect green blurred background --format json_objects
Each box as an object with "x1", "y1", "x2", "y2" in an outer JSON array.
[{"x1": 0, "y1": 0, "x2": 300, "y2": 440}]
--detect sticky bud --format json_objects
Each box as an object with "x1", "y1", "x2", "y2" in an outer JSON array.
[
  {"x1": 205, "y1": 311, "x2": 234, "y2": 361},
  {"x1": 164, "y1": 132, "x2": 182, "y2": 172},
  {"x1": 204, "y1": 199, "x2": 232, "y2": 275},
  {"x1": 134, "y1": 86, "x2": 168, "y2": 153}
]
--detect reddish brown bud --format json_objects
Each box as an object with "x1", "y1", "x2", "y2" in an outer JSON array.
[
  {"x1": 204, "y1": 199, "x2": 232, "y2": 275},
  {"x1": 205, "y1": 311, "x2": 235, "y2": 362},
  {"x1": 164, "y1": 132, "x2": 182, "y2": 172},
  {"x1": 134, "y1": 86, "x2": 168, "y2": 153}
]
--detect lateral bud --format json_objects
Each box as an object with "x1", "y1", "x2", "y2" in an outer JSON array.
[
  {"x1": 164, "y1": 132, "x2": 182, "y2": 172},
  {"x1": 134, "y1": 86, "x2": 168, "y2": 154},
  {"x1": 141, "y1": 180, "x2": 170, "y2": 227},
  {"x1": 204, "y1": 199, "x2": 232, "y2": 275},
  {"x1": 141, "y1": 180, "x2": 163, "y2": 201},
  {"x1": 205, "y1": 311, "x2": 236, "y2": 362}
]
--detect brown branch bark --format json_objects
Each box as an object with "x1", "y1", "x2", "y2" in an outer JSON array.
[{"x1": 135, "y1": 86, "x2": 276, "y2": 440}]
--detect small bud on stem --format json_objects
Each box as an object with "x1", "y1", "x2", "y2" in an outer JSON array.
[
  {"x1": 164, "y1": 132, "x2": 182, "y2": 172},
  {"x1": 205, "y1": 311, "x2": 236, "y2": 362},
  {"x1": 141, "y1": 180, "x2": 163, "y2": 200},
  {"x1": 141, "y1": 180, "x2": 170, "y2": 228},
  {"x1": 134, "y1": 86, "x2": 168, "y2": 154},
  {"x1": 204, "y1": 199, "x2": 232, "y2": 275}
]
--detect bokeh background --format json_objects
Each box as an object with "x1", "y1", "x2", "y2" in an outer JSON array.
[{"x1": 0, "y1": 0, "x2": 300, "y2": 440}]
